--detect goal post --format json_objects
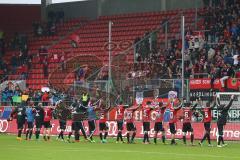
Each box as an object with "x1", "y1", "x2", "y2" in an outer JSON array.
[{"x1": 216, "y1": 92, "x2": 240, "y2": 109}]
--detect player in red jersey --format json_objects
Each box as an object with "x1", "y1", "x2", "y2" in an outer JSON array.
[
  {"x1": 125, "y1": 105, "x2": 139, "y2": 144},
  {"x1": 181, "y1": 101, "x2": 198, "y2": 146},
  {"x1": 153, "y1": 102, "x2": 167, "y2": 144},
  {"x1": 97, "y1": 99, "x2": 111, "y2": 143},
  {"x1": 43, "y1": 105, "x2": 55, "y2": 141},
  {"x1": 199, "y1": 97, "x2": 215, "y2": 146},
  {"x1": 168, "y1": 98, "x2": 182, "y2": 145},
  {"x1": 141, "y1": 101, "x2": 154, "y2": 144},
  {"x1": 115, "y1": 101, "x2": 127, "y2": 143}
]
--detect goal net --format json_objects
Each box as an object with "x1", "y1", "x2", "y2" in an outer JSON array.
[{"x1": 216, "y1": 92, "x2": 240, "y2": 109}]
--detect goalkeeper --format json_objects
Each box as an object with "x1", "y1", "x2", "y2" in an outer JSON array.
[{"x1": 216, "y1": 94, "x2": 234, "y2": 147}]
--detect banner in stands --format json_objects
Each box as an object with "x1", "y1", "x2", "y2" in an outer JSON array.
[
  {"x1": 189, "y1": 78, "x2": 239, "y2": 90},
  {"x1": 1, "y1": 119, "x2": 240, "y2": 141},
  {"x1": 212, "y1": 109, "x2": 240, "y2": 122},
  {"x1": 189, "y1": 89, "x2": 216, "y2": 101}
]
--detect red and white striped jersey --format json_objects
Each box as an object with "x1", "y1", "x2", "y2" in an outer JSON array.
[
  {"x1": 203, "y1": 107, "x2": 212, "y2": 123},
  {"x1": 44, "y1": 107, "x2": 53, "y2": 122},
  {"x1": 154, "y1": 108, "x2": 166, "y2": 122},
  {"x1": 98, "y1": 109, "x2": 108, "y2": 123},
  {"x1": 182, "y1": 107, "x2": 192, "y2": 123},
  {"x1": 142, "y1": 107, "x2": 152, "y2": 122},
  {"x1": 125, "y1": 109, "x2": 134, "y2": 123},
  {"x1": 116, "y1": 105, "x2": 125, "y2": 121},
  {"x1": 168, "y1": 107, "x2": 179, "y2": 123}
]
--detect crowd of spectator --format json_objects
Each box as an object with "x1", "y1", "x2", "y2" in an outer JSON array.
[
  {"x1": 37, "y1": 46, "x2": 69, "y2": 78},
  {"x1": 10, "y1": 32, "x2": 28, "y2": 52},
  {"x1": 0, "y1": 60, "x2": 8, "y2": 80},
  {"x1": 1, "y1": 1, "x2": 240, "y2": 104},
  {"x1": 1, "y1": 82, "x2": 70, "y2": 107},
  {"x1": 1, "y1": 10, "x2": 65, "y2": 79},
  {"x1": 195, "y1": 0, "x2": 240, "y2": 88},
  {"x1": 133, "y1": 31, "x2": 182, "y2": 79},
  {"x1": 75, "y1": 65, "x2": 89, "y2": 82},
  {"x1": 0, "y1": 30, "x2": 31, "y2": 81},
  {"x1": 9, "y1": 45, "x2": 32, "y2": 80},
  {"x1": 33, "y1": 21, "x2": 56, "y2": 37},
  {"x1": 129, "y1": 0, "x2": 240, "y2": 90}
]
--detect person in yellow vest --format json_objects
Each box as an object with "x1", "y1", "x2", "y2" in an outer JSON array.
[{"x1": 81, "y1": 91, "x2": 90, "y2": 107}]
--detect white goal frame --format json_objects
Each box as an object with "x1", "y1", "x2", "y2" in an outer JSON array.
[
  {"x1": 216, "y1": 92, "x2": 240, "y2": 109},
  {"x1": 216, "y1": 92, "x2": 240, "y2": 96}
]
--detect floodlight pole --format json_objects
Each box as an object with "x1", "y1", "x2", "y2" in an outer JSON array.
[
  {"x1": 181, "y1": 16, "x2": 185, "y2": 99},
  {"x1": 165, "y1": 21, "x2": 168, "y2": 48},
  {"x1": 108, "y1": 21, "x2": 112, "y2": 108},
  {"x1": 195, "y1": 0, "x2": 198, "y2": 30}
]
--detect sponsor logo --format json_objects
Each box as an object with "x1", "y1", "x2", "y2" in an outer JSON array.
[{"x1": 0, "y1": 119, "x2": 8, "y2": 132}]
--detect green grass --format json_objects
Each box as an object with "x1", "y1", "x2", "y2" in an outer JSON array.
[{"x1": 0, "y1": 134, "x2": 239, "y2": 160}]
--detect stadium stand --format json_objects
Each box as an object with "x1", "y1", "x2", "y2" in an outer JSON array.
[
  {"x1": 0, "y1": 0, "x2": 239, "y2": 95},
  {"x1": 29, "y1": 8, "x2": 198, "y2": 89},
  {"x1": 0, "y1": 17, "x2": 89, "y2": 89}
]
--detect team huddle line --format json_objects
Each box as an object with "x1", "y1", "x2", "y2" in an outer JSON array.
[{"x1": 8, "y1": 95, "x2": 235, "y2": 147}]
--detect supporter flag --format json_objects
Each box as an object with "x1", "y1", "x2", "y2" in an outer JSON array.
[
  {"x1": 136, "y1": 92, "x2": 143, "y2": 105},
  {"x1": 21, "y1": 95, "x2": 29, "y2": 101},
  {"x1": 41, "y1": 87, "x2": 50, "y2": 92},
  {"x1": 168, "y1": 91, "x2": 177, "y2": 100},
  {"x1": 12, "y1": 96, "x2": 22, "y2": 103}
]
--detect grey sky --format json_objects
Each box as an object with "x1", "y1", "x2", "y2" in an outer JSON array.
[{"x1": 0, "y1": 0, "x2": 86, "y2": 4}]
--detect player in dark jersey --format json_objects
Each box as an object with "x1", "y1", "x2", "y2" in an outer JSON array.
[
  {"x1": 142, "y1": 101, "x2": 154, "y2": 144},
  {"x1": 67, "y1": 99, "x2": 77, "y2": 142},
  {"x1": 181, "y1": 101, "x2": 198, "y2": 146},
  {"x1": 56, "y1": 100, "x2": 71, "y2": 141},
  {"x1": 216, "y1": 95, "x2": 234, "y2": 147},
  {"x1": 115, "y1": 102, "x2": 126, "y2": 143},
  {"x1": 125, "y1": 105, "x2": 139, "y2": 144},
  {"x1": 25, "y1": 102, "x2": 35, "y2": 140},
  {"x1": 97, "y1": 99, "x2": 111, "y2": 143},
  {"x1": 199, "y1": 97, "x2": 215, "y2": 147},
  {"x1": 67, "y1": 99, "x2": 88, "y2": 143},
  {"x1": 9, "y1": 103, "x2": 26, "y2": 141},
  {"x1": 153, "y1": 102, "x2": 167, "y2": 144},
  {"x1": 168, "y1": 98, "x2": 182, "y2": 145},
  {"x1": 43, "y1": 106, "x2": 55, "y2": 141},
  {"x1": 33, "y1": 103, "x2": 44, "y2": 140}
]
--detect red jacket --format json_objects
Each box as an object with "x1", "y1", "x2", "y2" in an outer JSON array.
[{"x1": 42, "y1": 93, "x2": 49, "y2": 102}]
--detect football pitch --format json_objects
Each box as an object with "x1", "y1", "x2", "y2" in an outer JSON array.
[{"x1": 0, "y1": 134, "x2": 239, "y2": 160}]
